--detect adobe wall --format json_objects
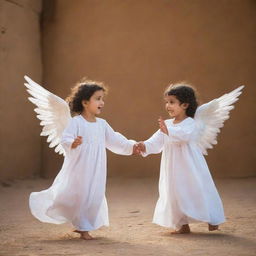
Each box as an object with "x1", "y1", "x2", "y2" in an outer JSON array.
[
  {"x1": 2, "y1": 0, "x2": 254, "y2": 180},
  {"x1": 41, "y1": 0, "x2": 255, "y2": 178},
  {"x1": 0, "y1": 0, "x2": 42, "y2": 180}
]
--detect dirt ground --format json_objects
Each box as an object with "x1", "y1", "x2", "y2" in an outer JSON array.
[{"x1": 0, "y1": 177, "x2": 255, "y2": 256}]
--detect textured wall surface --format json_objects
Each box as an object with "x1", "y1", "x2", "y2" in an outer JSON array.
[
  {"x1": 40, "y1": 0, "x2": 255, "y2": 178},
  {"x1": 1, "y1": 0, "x2": 255, "y2": 180},
  {"x1": 0, "y1": 0, "x2": 42, "y2": 180}
]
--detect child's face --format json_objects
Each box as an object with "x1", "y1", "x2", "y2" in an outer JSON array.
[
  {"x1": 165, "y1": 95, "x2": 188, "y2": 118},
  {"x1": 83, "y1": 90, "x2": 105, "y2": 116}
]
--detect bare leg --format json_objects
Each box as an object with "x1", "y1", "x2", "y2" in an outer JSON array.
[
  {"x1": 171, "y1": 224, "x2": 191, "y2": 234},
  {"x1": 208, "y1": 224, "x2": 219, "y2": 231}
]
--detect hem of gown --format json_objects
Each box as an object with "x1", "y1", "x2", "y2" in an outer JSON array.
[
  {"x1": 29, "y1": 208, "x2": 67, "y2": 225},
  {"x1": 152, "y1": 217, "x2": 226, "y2": 229},
  {"x1": 208, "y1": 219, "x2": 226, "y2": 226},
  {"x1": 30, "y1": 211, "x2": 110, "y2": 231},
  {"x1": 73, "y1": 223, "x2": 109, "y2": 232},
  {"x1": 31, "y1": 215, "x2": 110, "y2": 231}
]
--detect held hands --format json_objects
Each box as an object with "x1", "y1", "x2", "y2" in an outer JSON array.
[
  {"x1": 132, "y1": 142, "x2": 146, "y2": 155},
  {"x1": 71, "y1": 136, "x2": 83, "y2": 149},
  {"x1": 158, "y1": 116, "x2": 168, "y2": 135}
]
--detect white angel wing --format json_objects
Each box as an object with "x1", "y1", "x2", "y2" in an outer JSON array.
[
  {"x1": 194, "y1": 86, "x2": 244, "y2": 155},
  {"x1": 24, "y1": 75, "x2": 71, "y2": 155}
]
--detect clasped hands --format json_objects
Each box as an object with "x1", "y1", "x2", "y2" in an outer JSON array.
[{"x1": 132, "y1": 141, "x2": 145, "y2": 155}]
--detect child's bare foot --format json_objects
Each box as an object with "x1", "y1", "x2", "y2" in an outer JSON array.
[
  {"x1": 73, "y1": 230, "x2": 93, "y2": 240},
  {"x1": 171, "y1": 224, "x2": 191, "y2": 234},
  {"x1": 208, "y1": 224, "x2": 219, "y2": 231},
  {"x1": 80, "y1": 231, "x2": 93, "y2": 240}
]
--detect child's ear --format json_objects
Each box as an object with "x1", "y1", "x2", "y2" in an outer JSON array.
[
  {"x1": 82, "y1": 100, "x2": 88, "y2": 108},
  {"x1": 182, "y1": 103, "x2": 189, "y2": 110}
]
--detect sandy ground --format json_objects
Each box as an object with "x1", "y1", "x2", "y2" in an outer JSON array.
[{"x1": 0, "y1": 177, "x2": 255, "y2": 256}]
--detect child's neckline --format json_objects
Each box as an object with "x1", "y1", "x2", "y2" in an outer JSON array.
[
  {"x1": 79, "y1": 115, "x2": 98, "y2": 123},
  {"x1": 172, "y1": 117, "x2": 191, "y2": 125}
]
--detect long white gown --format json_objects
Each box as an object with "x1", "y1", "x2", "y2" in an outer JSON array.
[
  {"x1": 143, "y1": 117, "x2": 225, "y2": 229},
  {"x1": 29, "y1": 115, "x2": 135, "y2": 231}
]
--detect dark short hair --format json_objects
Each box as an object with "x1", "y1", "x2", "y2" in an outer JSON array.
[{"x1": 164, "y1": 83, "x2": 198, "y2": 117}]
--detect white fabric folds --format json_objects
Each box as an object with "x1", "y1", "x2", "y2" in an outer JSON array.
[{"x1": 30, "y1": 116, "x2": 135, "y2": 231}]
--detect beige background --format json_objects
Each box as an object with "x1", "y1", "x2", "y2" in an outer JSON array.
[
  {"x1": 0, "y1": 0, "x2": 255, "y2": 180},
  {"x1": 0, "y1": 0, "x2": 42, "y2": 180}
]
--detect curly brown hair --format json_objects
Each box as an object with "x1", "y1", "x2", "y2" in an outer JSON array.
[
  {"x1": 66, "y1": 77, "x2": 108, "y2": 114},
  {"x1": 164, "y1": 82, "x2": 198, "y2": 117}
]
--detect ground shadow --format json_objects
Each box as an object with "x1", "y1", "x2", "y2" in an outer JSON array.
[
  {"x1": 40, "y1": 235, "x2": 175, "y2": 256},
  {"x1": 161, "y1": 231, "x2": 256, "y2": 248}
]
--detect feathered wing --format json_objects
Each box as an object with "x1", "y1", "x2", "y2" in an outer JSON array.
[
  {"x1": 24, "y1": 75, "x2": 71, "y2": 155},
  {"x1": 194, "y1": 86, "x2": 244, "y2": 155}
]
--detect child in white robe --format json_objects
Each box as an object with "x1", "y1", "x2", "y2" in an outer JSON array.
[
  {"x1": 29, "y1": 79, "x2": 137, "y2": 240},
  {"x1": 137, "y1": 83, "x2": 226, "y2": 234}
]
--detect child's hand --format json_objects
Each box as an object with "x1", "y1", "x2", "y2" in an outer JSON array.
[
  {"x1": 158, "y1": 117, "x2": 168, "y2": 135},
  {"x1": 137, "y1": 142, "x2": 146, "y2": 154},
  {"x1": 132, "y1": 143, "x2": 141, "y2": 155},
  {"x1": 71, "y1": 136, "x2": 83, "y2": 149},
  {"x1": 132, "y1": 142, "x2": 146, "y2": 155}
]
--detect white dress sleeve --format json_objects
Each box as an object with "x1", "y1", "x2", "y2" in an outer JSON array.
[
  {"x1": 143, "y1": 130, "x2": 165, "y2": 157},
  {"x1": 105, "y1": 121, "x2": 135, "y2": 155},
  {"x1": 60, "y1": 118, "x2": 78, "y2": 155},
  {"x1": 167, "y1": 119, "x2": 196, "y2": 143}
]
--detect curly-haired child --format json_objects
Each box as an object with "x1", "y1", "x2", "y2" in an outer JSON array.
[
  {"x1": 29, "y1": 78, "x2": 138, "y2": 240},
  {"x1": 137, "y1": 82, "x2": 243, "y2": 234}
]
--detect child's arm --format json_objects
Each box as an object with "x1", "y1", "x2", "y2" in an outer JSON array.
[
  {"x1": 140, "y1": 129, "x2": 165, "y2": 157},
  {"x1": 105, "y1": 121, "x2": 135, "y2": 155},
  {"x1": 61, "y1": 118, "x2": 82, "y2": 154}
]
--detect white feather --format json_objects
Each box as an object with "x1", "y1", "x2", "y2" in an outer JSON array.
[
  {"x1": 194, "y1": 86, "x2": 244, "y2": 155},
  {"x1": 24, "y1": 75, "x2": 72, "y2": 156}
]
